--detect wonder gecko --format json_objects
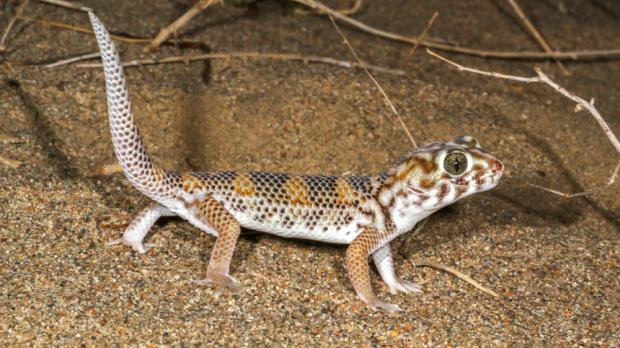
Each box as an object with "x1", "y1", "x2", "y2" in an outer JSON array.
[{"x1": 88, "y1": 12, "x2": 503, "y2": 312}]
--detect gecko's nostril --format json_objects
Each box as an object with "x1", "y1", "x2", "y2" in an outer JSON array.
[{"x1": 493, "y1": 160, "x2": 504, "y2": 173}]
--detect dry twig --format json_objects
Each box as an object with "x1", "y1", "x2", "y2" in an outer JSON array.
[
  {"x1": 292, "y1": 0, "x2": 620, "y2": 61},
  {"x1": 146, "y1": 0, "x2": 222, "y2": 51},
  {"x1": 45, "y1": 51, "x2": 99, "y2": 68},
  {"x1": 89, "y1": 163, "x2": 122, "y2": 177},
  {"x1": 414, "y1": 261, "x2": 500, "y2": 298},
  {"x1": 327, "y1": 14, "x2": 417, "y2": 147},
  {"x1": 506, "y1": 0, "x2": 568, "y2": 74},
  {"x1": 294, "y1": 0, "x2": 363, "y2": 16},
  {"x1": 0, "y1": 134, "x2": 24, "y2": 143},
  {"x1": 401, "y1": 11, "x2": 438, "y2": 66},
  {"x1": 76, "y1": 51, "x2": 406, "y2": 76},
  {"x1": 0, "y1": 0, "x2": 29, "y2": 52},
  {"x1": 427, "y1": 49, "x2": 620, "y2": 197},
  {"x1": 0, "y1": 155, "x2": 22, "y2": 168},
  {"x1": 36, "y1": 0, "x2": 91, "y2": 12}
]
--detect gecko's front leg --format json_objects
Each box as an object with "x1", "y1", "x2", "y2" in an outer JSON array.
[
  {"x1": 107, "y1": 202, "x2": 175, "y2": 253},
  {"x1": 372, "y1": 244, "x2": 421, "y2": 295},
  {"x1": 189, "y1": 196, "x2": 242, "y2": 291},
  {"x1": 346, "y1": 227, "x2": 401, "y2": 312}
]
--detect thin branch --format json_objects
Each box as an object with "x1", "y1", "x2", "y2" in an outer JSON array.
[
  {"x1": 327, "y1": 14, "x2": 417, "y2": 148},
  {"x1": 291, "y1": 0, "x2": 620, "y2": 61},
  {"x1": 146, "y1": 0, "x2": 222, "y2": 51},
  {"x1": 533, "y1": 67, "x2": 620, "y2": 154},
  {"x1": 0, "y1": 0, "x2": 29, "y2": 52},
  {"x1": 527, "y1": 161, "x2": 619, "y2": 198},
  {"x1": 295, "y1": 0, "x2": 363, "y2": 16},
  {"x1": 414, "y1": 261, "x2": 500, "y2": 298},
  {"x1": 36, "y1": 0, "x2": 91, "y2": 12},
  {"x1": 428, "y1": 49, "x2": 620, "y2": 197},
  {"x1": 506, "y1": 0, "x2": 568, "y2": 74},
  {"x1": 0, "y1": 155, "x2": 22, "y2": 168},
  {"x1": 427, "y1": 49, "x2": 539, "y2": 82},
  {"x1": 402, "y1": 11, "x2": 438, "y2": 66},
  {"x1": 0, "y1": 134, "x2": 24, "y2": 143},
  {"x1": 88, "y1": 163, "x2": 122, "y2": 177},
  {"x1": 12, "y1": 14, "x2": 149, "y2": 43},
  {"x1": 45, "y1": 51, "x2": 99, "y2": 68},
  {"x1": 76, "y1": 51, "x2": 407, "y2": 76}
]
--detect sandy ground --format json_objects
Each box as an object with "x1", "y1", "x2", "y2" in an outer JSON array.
[{"x1": 1, "y1": 0, "x2": 619, "y2": 345}]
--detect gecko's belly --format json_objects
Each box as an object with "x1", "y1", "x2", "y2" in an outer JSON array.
[
  {"x1": 233, "y1": 211, "x2": 363, "y2": 244},
  {"x1": 219, "y1": 198, "x2": 367, "y2": 244}
]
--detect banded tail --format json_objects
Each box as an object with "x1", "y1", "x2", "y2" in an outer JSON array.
[{"x1": 89, "y1": 13, "x2": 171, "y2": 201}]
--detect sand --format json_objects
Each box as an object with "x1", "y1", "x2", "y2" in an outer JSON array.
[{"x1": 1, "y1": 0, "x2": 619, "y2": 345}]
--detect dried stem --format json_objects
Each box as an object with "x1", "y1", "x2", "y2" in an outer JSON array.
[
  {"x1": 414, "y1": 261, "x2": 500, "y2": 298},
  {"x1": 506, "y1": 0, "x2": 568, "y2": 74},
  {"x1": 77, "y1": 51, "x2": 407, "y2": 76},
  {"x1": 428, "y1": 49, "x2": 620, "y2": 197},
  {"x1": 0, "y1": 134, "x2": 24, "y2": 143},
  {"x1": 45, "y1": 51, "x2": 99, "y2": 68},
  {"x1": 88, "y1": 163, "x2": 122, "y2": 177},
  {"x1": 0, "y1": 0, "x2": 29, "y2": 52},
  {"x1": 146, "y1": 0, "x2": 222, "y2": 51},
  {"x1": 292, "y1": 0, "x2": 620, "y2": 61},
  {"x1": 327, "y1": 14, "x2": 417, "y2": 148},
  {"x1": 295, "y1": 0, "x2": 363, "y2": 16},
  {"x1": 402, "y1": 11, "x2": 438, "y2": 66},
  {"x1": 7, "y1": 14, "x2": 201, "y2": 45},
  {"x1": 527, "y1": 161, "x2": 619, "y2": 198},
  {"x1": 0, "y1": 155, "x2": 22, "y2": 168},
  {"x1": 36, "y1": 0, "x2": 91, "y2": 12}
]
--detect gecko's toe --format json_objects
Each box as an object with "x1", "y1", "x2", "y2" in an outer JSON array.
[
  {"x1": 359, "y1": 294, "x2": 401, "y2": 313},
  {"x1": 106, "y1": 238, "x2": 156, "y2": 254},
  {"x1": 394, "y1": 279, "x2": 422, "y2": 294},
  {"x1": 194, "y1": 272, "x2": 242, "y2": 292},
  {"x1": 370, "y1": 299, "x2": 401, "y2": 313},
  {"x1": 385, "y1": 278, "x2": 422, "y2": 295}
]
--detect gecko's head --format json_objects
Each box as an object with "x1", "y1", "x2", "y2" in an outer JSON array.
[{"x1": 387, "y1": 135, "x2": 503, "y2": 210}]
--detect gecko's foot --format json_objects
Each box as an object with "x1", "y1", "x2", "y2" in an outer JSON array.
[
  {"x1": 193, "y1": 272, "x2": 242, "y2": 292},
  {"x1": 387, "y1": 278, "x2": 422, "y2": 295},
  {"x1": 106, "y1": 238, "x2": 158, "y2": 254},
  {"x1": 358, "y1": 294, "x2": 401, "y2": 313},
  {"x1": 369, "y1": 298, "x2": 401, "y2": 313}
]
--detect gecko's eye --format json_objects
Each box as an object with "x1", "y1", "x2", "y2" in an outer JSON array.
[{"x1": 444, "y1": 151, "x2": 468, "y2": 176}]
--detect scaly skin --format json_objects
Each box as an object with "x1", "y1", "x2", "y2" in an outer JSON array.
[{"x1": 89, "y1": 13, "x2": 504, "y2": 312}]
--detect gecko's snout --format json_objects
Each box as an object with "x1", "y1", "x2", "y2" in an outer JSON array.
[{"x1": 491, "y1": 159, "x2": 504, "y2": 174}]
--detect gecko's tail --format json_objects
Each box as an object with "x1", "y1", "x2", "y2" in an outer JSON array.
[{"x1": 89, "y1": 12, "x2": 173, "y2": 202}]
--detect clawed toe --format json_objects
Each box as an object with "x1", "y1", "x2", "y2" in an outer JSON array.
[
  {"x1": 193, "y1": 272, "x2": 242, "y2": 292},
  {"x1": 369, "y1": 299, "x2": 401, "y2": 313},
  {"x1": 106, "y1": 238, "x2": 157, "y2": 254},
  {"x1": 393, "y1": 279, "x2": 422, "y2": 294}
]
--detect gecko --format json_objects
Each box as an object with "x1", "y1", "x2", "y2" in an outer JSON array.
[{"x1": 88, "y1": 12, "x2": 503, "y2": 312}]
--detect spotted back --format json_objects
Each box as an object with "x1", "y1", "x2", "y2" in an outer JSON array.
[{"x1": 175, "y1": 171, "x2": 382, "y2": 243}]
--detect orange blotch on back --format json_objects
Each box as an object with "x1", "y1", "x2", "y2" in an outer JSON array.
[
  {"x1": 335, "y1": 178, "x2": 357, "y2": 205},
  {"x1": 283, "y1": 176, "x2": 312, "y2": 206},
  {"x1": 182, "y1": 174, "x2": 205, "y2": 193},
  {"x1": 233, "y1": 173, "x2": 256, "y2": 196}
]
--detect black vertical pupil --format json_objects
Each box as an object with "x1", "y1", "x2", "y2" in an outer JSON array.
[{"x1": 444, "y1": 152, "x2": 467, "y2": 175}]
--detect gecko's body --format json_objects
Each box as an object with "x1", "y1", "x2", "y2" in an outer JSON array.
[{"x1": 89, "y1": 13, "x2": 503, "y2": 311}]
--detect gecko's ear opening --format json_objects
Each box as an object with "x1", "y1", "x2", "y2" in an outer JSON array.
[{"x1": 452, "y1": 135, "x2": 480, "y2": 148}]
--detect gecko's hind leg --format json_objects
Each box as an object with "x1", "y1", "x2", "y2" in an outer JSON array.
[
  {"x1": 189, "y1": 196, "x2": 242, "y2": 292},
  {"x1": 107, "y1": 202, "x2": 175, "y2": 254}
]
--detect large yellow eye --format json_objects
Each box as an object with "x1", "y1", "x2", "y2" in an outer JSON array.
[{"x1": 444, "y1": 151, "x2": 468, "y2": 175}]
